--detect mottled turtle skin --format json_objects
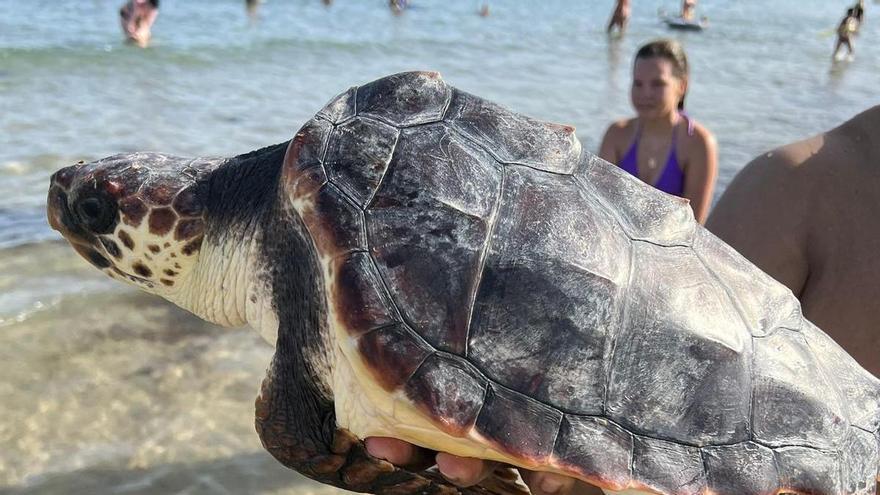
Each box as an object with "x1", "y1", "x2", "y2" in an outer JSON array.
[{"x1": 48, "y1": 72, "x2": 880, "y2": 495}]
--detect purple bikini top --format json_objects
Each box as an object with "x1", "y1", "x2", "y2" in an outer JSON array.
[{"x1": 617, "y1": 114, "x2": 694, "y2": 197}]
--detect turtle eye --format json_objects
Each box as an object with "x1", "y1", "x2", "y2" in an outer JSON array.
[{"x1": 75, "y1": 195, "x2": 117, "y2": 234}]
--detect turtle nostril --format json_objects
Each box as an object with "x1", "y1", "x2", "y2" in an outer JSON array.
[{"x1": 51, "y1": 164, "x2": 81, "y2": 189}]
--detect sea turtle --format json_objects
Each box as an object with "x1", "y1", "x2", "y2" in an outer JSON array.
[{"x1": 47, "y1": 71, "x2": 880, "y2": 495}]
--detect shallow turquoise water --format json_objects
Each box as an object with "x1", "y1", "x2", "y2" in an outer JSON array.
[{"x1": 1, "y1": 0, "x2": 878, "y2": 493}]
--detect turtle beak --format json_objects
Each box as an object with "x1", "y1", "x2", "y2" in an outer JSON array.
[
  {"x1": 47, "y1": 162, "x2": 115, "y2": 270},
  {"x1": 47, "y1": 185, "x2": 113, "y2": 270},
  {"x1": 47, "y1": 163, "x2": 84, "y2": 236}
]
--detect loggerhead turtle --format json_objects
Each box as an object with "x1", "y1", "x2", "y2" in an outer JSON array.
[{"x1": 47, "y1": 71, "x2": 880, "y2": 495}]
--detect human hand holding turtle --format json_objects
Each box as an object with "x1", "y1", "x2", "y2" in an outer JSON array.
[{"x1": 365, "y1": 437, "x2": 604, "y2": 495}]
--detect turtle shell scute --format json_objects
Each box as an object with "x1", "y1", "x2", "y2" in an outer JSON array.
[
  {"x1": 701, "y1": 442, "x2": 779, "y2": 495},
  {"x1": 577, "y1": 153, "x2": 695, "y2": 246},
  {"x1": 330, "y1": 252, "x2": 400, "y2": 337},
  {"x1": 300, "y1": 183, "x2": 367, "y2": 259},
  {"x1": 444, "y1": 90, "x2": 581, "y2": 174},
  {"x1": 840, "y1": 427, "x2": 880, "y2": 494},
  {"x1": 799, "y1": 320, "x2": 880, "y2": 433},
  {"x1": 357, "y1": 71, "x2": 451, "y2": 128},
  {"x1": 774, "y1": 446, "x2": 841, "y2": 494},
  {"x1": 631, "y1": 436, "x2": 707, "y2": 495},
  {"x1": 693, "y1": 227, "x2": 801, "y2": 337},
  {"x1": 552, "y1": 416, "x2": 633, "y2": 491},
  {"x1": 474, "y1": 384, "x2": 562, "y2": 464},
  {"x1": 324, "y1": 117, "x2": 399, "y2": 208},
  {"x1": 751, "y1": 329, "x2": 849, "y2": 450},
  {"x1": 356, "y1": 323, "x2": 433, "y2": 392},
  {"x1": 467, "y1": 165, "x2": 628, "y2": 415},
  {"x1": 606, "y1": 243, "x2": 751, "y2": 446},
  {"x1": 282, "y1": 118, "x2": 332, "y2": 202},
  {"x1": 317, "y1": 86, "x2": 357, "y2": 125},
  {"x1": 365, "y1": 125, "x2": 502, "y2": 355},
  {"x1": 403, "y1": 353, "x2": 488, "y2": 438}
]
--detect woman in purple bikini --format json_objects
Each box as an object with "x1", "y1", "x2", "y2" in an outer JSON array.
[{"x1": 599, "y1": 39, "x2": 718, "y2": 224}]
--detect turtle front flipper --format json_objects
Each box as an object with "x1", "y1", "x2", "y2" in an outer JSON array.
[{"x1": 255, "y1": 369, "x2": 527, "y2": 495}]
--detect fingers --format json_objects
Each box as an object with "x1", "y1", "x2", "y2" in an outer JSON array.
[
  {"x1": 364, "y1": 437, "x2": 498, "y2": 488},
  {"x1": 435, "y1": 452, "x2": 498, "y2": 487},
  {"x1": 364, "y1": 437, "x2": 434, "y2": 471},
  {"x1": 520, "y1": 470, "x2": 606, "y2": 495},
  {"x1": 364, "y1": 438, "x2": 604, "y2": 495}
]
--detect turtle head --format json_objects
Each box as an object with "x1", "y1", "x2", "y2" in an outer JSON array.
[{"x1": 47, "y1": 153, "x2": 216, "y2": 295}]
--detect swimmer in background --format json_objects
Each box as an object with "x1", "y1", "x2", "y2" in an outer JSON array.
[
  {"x1": 390, "y1": 0, "x2": 407, "y2": 15},
  {"x1": 681, "y1": 0, "x2": 697, "y2": 21},
  {"x1": 833, "y1": 7, "x2": 858, "y2": 61},
  {"x1": 606, "y1": 0, "x2": 630, "y2": 34},
  {"x1": 119, "y1": 0, "x2": 159, "y2": 47},
  {"x1": 246, "y1": 0, "x2": 262, "y2": 19},
  {"x1": 479, "y1": 2, "x2": 490, "y2": 17}
]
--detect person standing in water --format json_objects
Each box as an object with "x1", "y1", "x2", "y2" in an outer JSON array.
[
  {"x1": 389, "y1": 0, "x2": 407, "y2": 15},
  {"x1": 681, "y1": 0, "x2": 697, "y2": 20},
  {"x1": 246, "y1": 0, "x2": 261, "y2": 18},
  {"x1": 598, "y1": 39, "x2": 718, "y2": 223},
  {"x1": 119, "y1": 0, "x2": 159, "y2": 47},
  {"x1": 833, "y1": 7, "x2": 859, "y2": 61},
  {"x1": 606, "y1": 0, "x2": 631, "y2": 34}
]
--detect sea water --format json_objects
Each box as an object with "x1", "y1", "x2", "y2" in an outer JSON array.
[{"x1": 1, "y1": 0, "x2": 877, "y2": 493}]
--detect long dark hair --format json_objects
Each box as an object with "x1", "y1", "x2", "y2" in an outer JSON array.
[{"x1": 635, "y1": 39, "x2": 690, "y2": 110}]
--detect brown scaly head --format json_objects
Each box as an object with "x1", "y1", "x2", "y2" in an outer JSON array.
[
  {"x1": 47, "y1": 152, "x2": 215, "y2": 293},
  {"x1": 47, "y1": 143, "x2": 289, "y2": 328}
]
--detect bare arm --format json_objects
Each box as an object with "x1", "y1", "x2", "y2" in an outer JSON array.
[
  {"x1": 598, "y1": 122, "x2": 625, "y2": 165},
  {"x1": 705, "y1": 144, "x2": 813, "y2": 296},
  {"x1": 681, "y1": 125, "x2": 718, "y2": 224}
]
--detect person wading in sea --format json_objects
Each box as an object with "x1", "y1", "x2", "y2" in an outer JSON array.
[
  {"x1": 606, "y1": 0, "x2": 630, "y2": 35},
  {"x1": 119, "y1": 0, "x2": 159, "y2": 47},
  {"x1": 832, "y1": 7, "x2": 859, "y2": 61}
]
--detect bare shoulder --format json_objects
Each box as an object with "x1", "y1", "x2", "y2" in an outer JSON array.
[
  {"x1": 681, "y1": 119, "x2": 717, "y2": 155},
  {"x1": 828, "y1": 105, "x2": 880, "y2": 178},
  {"x1": 599, "y1": 118, "x2": 637, "y2": 162},
  {"x1": 603, "y1": 118, "x2": 636, "y2": 140},
  {"x1": 688, "y1": 119, "x2": 715, "y2": 143},
  {"x1": 706, "y1": 137, "x2": 815, "y2": 294},
  {"x1": 709, "y1": 136, "x2": 815, "y2": 227}
]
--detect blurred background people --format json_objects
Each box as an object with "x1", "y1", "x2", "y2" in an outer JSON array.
[
  {"x1": 598, "y1": 39, "x2": 718, "y2": 223},
  {"x1": 606, "y1": 0, "x2": 630, "y2": 35},
  {"x1": 246, "y1": 0, "x2": 262, "y2": 19},
  {"x1": 119, "y1": 0, "x2": 159, "y2": 47},
  {"x1": 479, "y1": 2, "x2": 490, "y2": 17},
  {"x1": 681, "y1": 0, "x2": 697, "y2": 21},
  {"x1": 390, "y1": 0, "x2": 407, "y2": 15},
  {"x1": 833, "y1": 7, "x2": 859, "y2": 60}
]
